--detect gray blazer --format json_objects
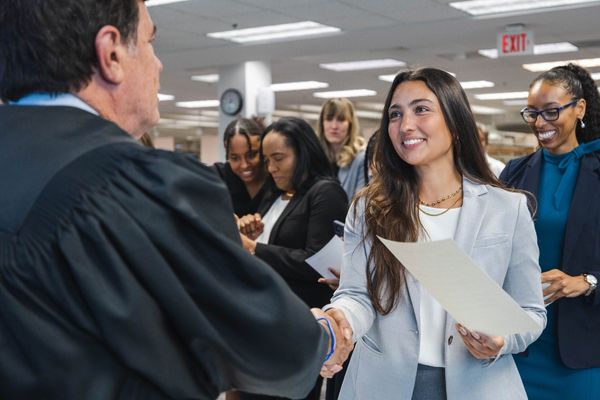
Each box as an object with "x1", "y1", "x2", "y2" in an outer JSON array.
[
  {"x1": 338, "y1": 149, "x2": 366, "y2": 201},
  {"x1": 326, "y1": 179, "x2": 546, "y2": 400}
]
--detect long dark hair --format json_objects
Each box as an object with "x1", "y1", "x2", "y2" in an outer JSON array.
[
  {"x1": 530, "y1": 63, "x2": 600, "y2": 143},
  {"x1": 261, "y1": 117, "x2": 334, "y2": 193},
  {"x1": 361, "y1": 67, "x2": 498, "y2": 315}
]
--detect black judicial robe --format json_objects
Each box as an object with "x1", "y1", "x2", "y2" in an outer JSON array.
[{"x1": 0, "y1": 105, "x2": 328, "y2": 400}]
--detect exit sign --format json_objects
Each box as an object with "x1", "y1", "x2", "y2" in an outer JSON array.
[{"x1": 497, "y1": 29, "x2": 534, "y2": 57}]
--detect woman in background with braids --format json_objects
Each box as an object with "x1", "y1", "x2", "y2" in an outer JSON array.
[{"x1": 501, "y1": 64, "x2": 600, "y2": 399}]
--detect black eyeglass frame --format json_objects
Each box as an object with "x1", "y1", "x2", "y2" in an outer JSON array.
[{"x1": 520, "y1": 99, "x2": 580, "y2": 124}]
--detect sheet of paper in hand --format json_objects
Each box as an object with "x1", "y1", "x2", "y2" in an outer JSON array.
[
  {"x1": 378, "y1": 237, "x2": 540, "y2": 337},
  {"x1": 305, "y1": 235, "x2": 343, "y2": 279}
]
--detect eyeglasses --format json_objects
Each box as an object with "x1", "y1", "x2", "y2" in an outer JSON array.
[{"x1": 520, "y1": 99, "x2": 579, "y2": 123}]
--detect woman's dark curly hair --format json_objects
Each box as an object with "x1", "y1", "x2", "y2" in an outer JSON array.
[{"x1": 531, "y1": 63, "x2": 600, "y2": 143}]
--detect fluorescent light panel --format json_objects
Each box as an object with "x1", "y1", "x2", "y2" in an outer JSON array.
[
  {"x1": 478, "y1": 42, "x2": 578, "y2": 59},
  {"x1": 357, "y1": 102, "x2": 384, "y2": 111},
  {"x1": 475, "y1": 91, "x2": 529, "y2": 100},
  {"x1": 313, "y1": 89, "x2": 377, "y2": 99},
  {"x1": 158, "y1": 93, "x2": 174, "y2": 101},
  {"x1": 591, "y1": 72, "x2": 600, "y2": 80},
  {"x1": 449, "y1": 0, "x2": 599, "y2": 16},
  {"x1": 146, "y1": 0, "x2": 190, "y2": 6},
  {"x1": 272, "y1": 110, "x2": 320, "y2": 120},
  {"x1": 503, "y1": 99, "x2": 528, "y2": 106},
  {"x1": 207, "y1": 21, "x2": 340, "y2": 44},
  {"x1": 523, "y1": 57, "x2": 600, "y2": 72},
  {"x1": 320, "y1": 59, "x2": 406, "y2": 72},
  {"x1": 175, "y1": 100, "x2": 220, "y2": 108},
  {"x1": 378, "y1": 74, "x2": 396, "y2": 82},
  {"x1": 270, "y1": 81, "x2": 329, "y2": 92},
  {"x1": 460, "y1": 80, "x2": 495, "y2": 89},
  {"x1": 471, "y1": 105, "x2": 504, "y2": 115},
  {"x1": 191, "y1": 74, "x2": 219, "y2": 83},
  {"x1": 355, "y1": 110, "x2": 383, "y2": 119},
  {"x1": 288, "y1": 104, "x2": 324, "y2": 112}
]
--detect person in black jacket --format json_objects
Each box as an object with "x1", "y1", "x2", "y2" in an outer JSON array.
[
  {"x1": 0, "y1": 1, "x2": 352, "y2": 399},
  {"x1": 238, "y1": 117, "x2": 349, "y2": 400},
  {"x1": 501, "y1": 63, "x2": 600, "y2": 400},
  {"x1": 213, "y1": 117, "x2": 270, "y2": 217}
]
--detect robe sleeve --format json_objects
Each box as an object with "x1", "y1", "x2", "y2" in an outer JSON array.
[{"x1": 53, "y1": 149, "x2": 328, "y2": 398}]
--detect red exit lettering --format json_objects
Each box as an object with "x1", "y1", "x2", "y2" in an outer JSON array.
[{"x1": 501, "y1": 33, "x2": 529, "y2": 54}]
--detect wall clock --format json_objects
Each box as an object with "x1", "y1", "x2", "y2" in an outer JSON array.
[{"x1": 220, "y1": 88, "x2": 244, "y2": 116}]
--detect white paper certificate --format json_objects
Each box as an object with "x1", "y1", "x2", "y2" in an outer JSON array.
[
  {"x1": 305, "y1": 235, "x2": 343, "y2": 279},
  {"x1": 378, "y1": 237, "x2": 540, "y2": 337}
]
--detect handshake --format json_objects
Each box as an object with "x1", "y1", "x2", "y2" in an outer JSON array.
[{"x1": 311, "y1": 308, "x2": 354, "y2": 378}]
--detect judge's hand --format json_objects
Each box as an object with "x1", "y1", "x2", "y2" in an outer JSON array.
[
  {"x1": 311, "y1": 308, "x2": 353, "y2": 378},
  {"x1": 318, "y1": 267, "x2": 341, "y2": 291},
  {"x1": 238, "y1": 213, "x2": 264, "y2": 240},
  {"x1": 456, "y1": 324, "x2": 504, "y2": 360},
  {"x1": 542, "y1": 269, "x2": 590, "y2": 304}
]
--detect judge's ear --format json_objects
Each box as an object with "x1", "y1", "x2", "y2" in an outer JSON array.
[{"x1": 95, "y1": 25, "x2": 129, "y2": 84}]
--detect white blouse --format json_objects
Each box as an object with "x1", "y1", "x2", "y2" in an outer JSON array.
[
  {"x1": 415, "y1": 205, "x2": 461, "y2": 367},
  {"x1": 256, "y1": 196, "x2": 290, "y2": 244}
]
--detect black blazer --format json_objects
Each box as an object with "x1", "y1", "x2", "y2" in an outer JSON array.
[
  {"x1": 254, "y1": 178, "x2": 348, "y2": 308},
  {"x1": 500, "y1": 149, "x2": 600, "y2": 368}
]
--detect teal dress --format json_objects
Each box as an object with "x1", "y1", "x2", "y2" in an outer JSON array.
[{"x1": 515, "y1": 149, "x2": 600, "y2": 399}]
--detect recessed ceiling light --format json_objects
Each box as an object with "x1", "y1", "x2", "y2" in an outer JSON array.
[
  {"x1": 320, "y1": 59, "x2": 406, "y2": 72},
  {"x1": 272, "y1": 110, "x2": 320, "y2": 120},
  {"x1": 175, "y1": 100, "x2": 220, "y2": 108},
  {"x1": 474, "y1": 91, "x2": 529, "y2": 100},
  {"x1": 313, "y1": 89, "x2": 377, "y2": 99},
  {"x1": 449, "y1": 0, "x2": 599, "y2": 16},
  {"x1": 146, "y1": 0, "x2": 191, "y2": 7},
  {"x1": 522, "y1": 57, "x2": 600, "y2": 72},
  {"x1": 288, "y1": 104, "x2": 325, "y2": 112},
  {"x1": 159, "y1": 118, "x2": 218, "y2": 129},
  {"x1": 158, "y1": 93, "x2": 174, "y2": 101},
  {"x1": 357, "y1": 102, "x2": 384, "y2": 111},
  {"x1": 460, "y1": 80, "x2": 495, "y2": 89},
  {"x1": 378, "y1": 74, "x2": 396, "y2": 82},
  {"x1": 355, "y1": 110, "x2": 383, "y2": 119},
  {"x1": 200, "y1": 110, "x2": 220, "y2": 117},
  {"x1": 270, "y1": 81, "x2": 329, "y2": 92},
  {"x1": 478, "y1": 42, "x2": 578, "y2": 59},
  {"x1": 503, "y1": 99, "x2": 529, "y2": 106},
  {"x1": 207, "y1": 21, "x2": 340, "y2": 44},
  {"x1": 191, "y1": 74, "x2": 219, "y2": 83},
  {"x1": 471, "y1": 105, "x2": 504, "y2": 115}
]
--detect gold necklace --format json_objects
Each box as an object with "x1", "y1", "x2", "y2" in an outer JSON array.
[
  {"x1": 419, "y1": 193, "x2": 462, "y2": 217},
  {"x1": 283, "y1": 191, "x2": 295, "y2": 199},
  {"x1": 419, "y1": 185, "x2": 462, "y2": 207}
]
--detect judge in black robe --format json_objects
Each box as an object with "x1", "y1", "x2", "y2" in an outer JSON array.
[{"x1": 0, "y1": 105, "x2": 329, "y2": 400}]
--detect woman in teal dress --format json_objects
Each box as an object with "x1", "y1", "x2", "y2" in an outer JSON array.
[{"x1": 501, "y1": 63, "x2": 600, "y2": 399}]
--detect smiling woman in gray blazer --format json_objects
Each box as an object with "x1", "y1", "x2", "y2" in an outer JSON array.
[{"x1": 323, "y1": 68, "x2": 546, "y2": 400}]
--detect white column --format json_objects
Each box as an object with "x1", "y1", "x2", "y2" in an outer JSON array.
[{"x1": 217, "y1": 61, "x2": 272, "y2": 161}]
